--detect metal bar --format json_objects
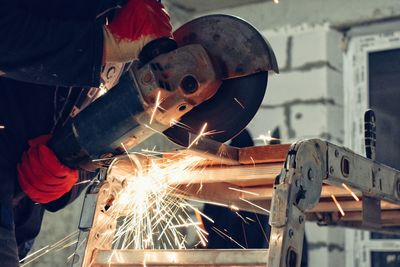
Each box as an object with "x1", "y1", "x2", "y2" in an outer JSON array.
[
  {"x1": 311, "y1": 200, "x2": 399, "y2": 213},
  {"x1": 239, "y1": 144, "x2": 290, "y2": 164},
  {"x1": 169, "y1": 163, "x2": 282, "y2": 185},
  {"x1": 91, "y1": 249, "x2": 269, "y2": 266},
  {"x1": 181, "y1": 183, "x2": 359, "y2": 201},
  {"x1": 175, "y1": 183, "x2": 271, "y2": 215},
  {"x1": 325, "y1": 142, "x2": 400, "y2": 205}
]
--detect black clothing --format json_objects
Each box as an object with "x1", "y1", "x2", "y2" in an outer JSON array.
[
  {"x1": 0, "y1": 0, "x2": 124, "y2": 87},
  {"x1": 0, "y1": 1, "x2": 124, "y2": 263}
]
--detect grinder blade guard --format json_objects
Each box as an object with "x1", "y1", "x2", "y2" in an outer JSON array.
[{"x1": 164, "y1": 15, "x2": 279, "y2": 146}]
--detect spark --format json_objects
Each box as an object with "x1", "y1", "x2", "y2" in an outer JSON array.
[
  {"x1": 67, "y1": 237, "x2": 87, "y2": 261},
  {"x1": 98, "y1": 83, "x2": 108, "y2": 96},
  {"x1": 190, "y1": 198, "x2": 230, "y2": 208},
  {"x1": 73, "y1": 179, "x2": 92, "y2": 186},
  {"x1": 182, "y1": 203, "x2": 215, "y2": 223},
  {"x1": 0, "y1": 125, "x2": 4, "y2": 129},
  {"x1": 235, "y1": 212, "x2": 249, "y2": 224},
  {"x1": 91, "y1": 153, "x2": 210, "y2": 251},
  {"x1": 170, "y1": 222, "x2": 202, "y2": 229},
  {"x1": 342, "y1": 183, "x2": 360, "y2": 201},
  {"x1": 150, "y1": 91, "x2": 161, "y2": 125},
  {"x1": 211, "y1": 227, "x2": 245, "y2": 249},
  {"x1": 239, "y1": 198, "x2": 270, "y2": 214},
  {"x1": 331, "y1": 194, "x2": 345, "y2": 216},
  {"x1": 234, "y1": 97, "x2": 245, "y2": 109},
  {"x1": 144, "y1": 124, "x2": 164, "y2": 135},
  {"x1": 255, "y1": 214, "x2": 269, "y2": 243},
  {"x1": 229, "y1": 187, "x2": 260, "y2": 196},
  {"x1": 245, "y1": 216, "x2": 256, "y2": 222},
  {"x1": 255, "y1": 130, "x2": 279, "y2": 145},
  {"x1": 250, "y1": 156, "x2": 256, "y2": 166},
  {"x1": 169, "y1": 119, "x2": 193, "y2": 131},
  {"x1": 230, "y1": 205, "x2": 240, "y2": 211},
  {"x1": 187, "y1": 123, "x2": 208, "y2": 149},
  {"x1": 273, "y1": 0, "x2": 279, "y2": 4}
]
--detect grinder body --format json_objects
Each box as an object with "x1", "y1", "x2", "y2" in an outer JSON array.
[{"x1": 48, "y1": 44, "x2": 220, "y2": 170}]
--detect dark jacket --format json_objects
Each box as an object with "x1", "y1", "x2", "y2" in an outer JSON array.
[
  {"x1": 0, "y1": 0, "x2": 124, "y2": 259},
  {"x1": 0, "y1": 0, "x2": 125, "y2": 87}
]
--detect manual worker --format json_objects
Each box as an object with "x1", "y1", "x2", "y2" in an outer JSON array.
[{"x1": 0, "y1": 1, "x2": 172, "y2": 265}]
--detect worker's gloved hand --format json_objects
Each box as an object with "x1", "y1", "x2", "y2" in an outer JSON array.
[
  {"x1": 103, "y1": 0, "x2": 173, "y2": 63},
  {"x1": 17, "y1": 135, "x2": 78, "y2": 204}
]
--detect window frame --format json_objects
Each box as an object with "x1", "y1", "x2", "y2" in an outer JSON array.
[{"x1": 343, "y1": 23, "x2": 400, "y2": 267}]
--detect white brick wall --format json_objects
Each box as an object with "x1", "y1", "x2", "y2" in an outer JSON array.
[{"x1": 249, "y1": 25, "x2": 344, "y2": 147}]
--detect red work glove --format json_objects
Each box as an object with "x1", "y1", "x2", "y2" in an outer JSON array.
[
  {"x1": 103, "y1": 0, "x2": 173, "y2": 63},
  {"x1": 17, "y1": 135, "x2": 78, "y2": 204}
]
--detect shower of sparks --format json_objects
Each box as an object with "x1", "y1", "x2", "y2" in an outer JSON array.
[
  {"x1": 229, "y1": 187, "x2": 260, "y2": 196},
  {"x1": 20, "y1": 231, "x2": 79, "y2": 266},
  {"x1": 234, "y1": 98, "x2": 245, "y2": 109},
  {"x1": 239, "y1": 197, "x2": 270, "y2": 214},
  {"x1": 187, "y1": 123, "x2": 208, "y2": 149},
  {"x1": 255, "y1": 130, "x2": 279, "y2": 145},
  {"x1": 342, "y1": 183, "x2": 360, "y2": 201},
  {"x1": 92, "y1": 154, "x2": 211, "y2": 251},
  {"x1": 149, "y1": 91, "x2": 162, "y2": 125},
  {"x1": 331, "y1": 194, "x2": 345, "y2": 216}
]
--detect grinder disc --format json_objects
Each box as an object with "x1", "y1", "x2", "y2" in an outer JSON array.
[
  {"x1": 163, "y1": 15, "x2": 278, "y2": 146},
  {"x1": 164, "y1": 72, "x2": 268, "y2": 146}
]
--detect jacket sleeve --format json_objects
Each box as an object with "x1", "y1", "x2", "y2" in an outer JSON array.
[
  {"x1": 0, "y1": 1, "x2": 124, "y2": 87},
  {"x1": 8, "y1": 0, "x2": 126, "y2": 20},
  {"x1": 44, "y1": 170, "x2": 98, "y2": 212}
]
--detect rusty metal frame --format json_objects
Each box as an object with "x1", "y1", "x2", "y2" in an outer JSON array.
[{"x1": 71, "y1": 139, "x2": 400, "y2": 267}]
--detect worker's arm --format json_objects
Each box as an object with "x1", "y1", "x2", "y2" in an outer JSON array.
[
  {"x1": 2, "y1": 0, "x2": 126, "y2": 20},
  {"x1": 0, "y1": 0, "x2": 172, "y2": 87},
  {"x1": 0, "y1": 3, "x2": 106, "y2": 87},
  {"x1": 14, "y1": 1, "x2": 173, "y2": 204}
]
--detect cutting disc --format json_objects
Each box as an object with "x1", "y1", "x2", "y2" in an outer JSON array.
[{"x1": 164, "y1": 15, "x2": 278, "y2": 147}]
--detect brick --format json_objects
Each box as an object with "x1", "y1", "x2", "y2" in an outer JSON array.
[
  {"x1": 292, "y1": 29, "x2": 328, "y2": 68},
  {"x1": 264, "y1": 67, "x2": 329, "y2": 106},
  {"x1": 290, "y1": 27, "x2": 343, "y2": 71},
  {"x1": 290, "y1": 104, "x2": 328, "y2": 139}
]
